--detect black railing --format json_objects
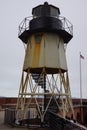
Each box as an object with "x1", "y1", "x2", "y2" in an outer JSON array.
[{"x1": 48, "y1": 111, "x2": 87, "y2": 130}]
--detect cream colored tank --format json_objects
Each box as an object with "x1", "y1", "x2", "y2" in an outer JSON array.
[{"x1": 23, "y1": 32, "x2": 67, "y2": 73}]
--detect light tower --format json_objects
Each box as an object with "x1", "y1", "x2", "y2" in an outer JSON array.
[{"x1": 17, "y1": 2, "x2": 74, "y2": 123}]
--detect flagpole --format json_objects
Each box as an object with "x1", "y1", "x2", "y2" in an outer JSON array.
[{"x1": 79, "y1": 52, "x2": 83, "y2": 123}]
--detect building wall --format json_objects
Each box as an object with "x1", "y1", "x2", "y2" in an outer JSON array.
[{"x1": 0, "y1": 97, "x2": 87, "y2": 126}]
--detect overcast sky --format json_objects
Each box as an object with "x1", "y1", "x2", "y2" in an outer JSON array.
[{"x1": 0, "y1": 0, "x2": 87, "y2": 98}]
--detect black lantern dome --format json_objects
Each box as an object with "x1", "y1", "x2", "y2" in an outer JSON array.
[{"x1": 18, "y1": 2, "x2": 73, "y2": 43}]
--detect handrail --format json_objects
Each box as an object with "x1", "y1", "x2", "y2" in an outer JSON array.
[
  {"x1": 18, "y1": 16, "x2": 32, "y2": 36},
  {"x1": 59, "y1": 16, "x2": 73, "y2": 35},
  {"x1": 48, "y1": 111, "x2": 87, "y2": 130},
  {"x1": 18, "y1": 16, "x2": 73, "y2": 37}
]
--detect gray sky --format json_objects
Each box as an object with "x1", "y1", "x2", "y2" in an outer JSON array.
[{"x1": 0, "y1": 0, "x2": 87, "y2": 98}]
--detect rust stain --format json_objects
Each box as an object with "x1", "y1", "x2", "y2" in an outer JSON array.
[{"x1": 32, "y1": 35, "x2": 42, "y2": 67}]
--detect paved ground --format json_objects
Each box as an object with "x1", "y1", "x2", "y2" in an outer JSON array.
[{"x1": 0, "y1": 110, "x2": 28, "y2": 130}]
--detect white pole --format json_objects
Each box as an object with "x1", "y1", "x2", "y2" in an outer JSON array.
[
  {"x1": 79, "y1": 52, "x2": 83, "y2": 123},
  {"x1": 80, "y1": 52, "x2": 82, "y2": 106}
]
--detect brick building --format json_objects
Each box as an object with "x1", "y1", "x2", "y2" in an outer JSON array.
[{"x1": 0, "y1": 97, "x2": 87, "y2": 126}]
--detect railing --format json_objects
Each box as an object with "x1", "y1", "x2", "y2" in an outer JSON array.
[
  {"x1": 48, "y1": 111, "x2": 87, "y2": 130},
  {"x1": 18, "y1": 16, "x2": 32, "y2": 36},
  {"x1": 18, "y1": 16, "x2": 73, "y2": 37},
  {"x1": 59, "y1": 16, "x2": 73, "y2": 36}
]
